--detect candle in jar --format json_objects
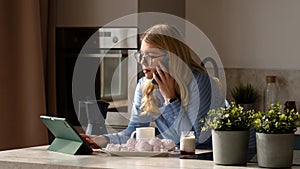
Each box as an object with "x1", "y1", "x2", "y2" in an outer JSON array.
[{"x1": 180, "y1": 131, "x2": 195, "y2": 155}]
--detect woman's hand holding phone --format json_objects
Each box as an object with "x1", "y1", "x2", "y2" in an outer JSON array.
[{"x1": 153, "y1": 61, "x2": 177, "y2": 102}]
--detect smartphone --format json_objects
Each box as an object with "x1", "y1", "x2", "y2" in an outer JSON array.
[
  {"x1": 152, "y1": 53, "x2": 169, "y2": 85},
  {"x1": 180, "y1": 152, "x2": 213, "y2": 160}
]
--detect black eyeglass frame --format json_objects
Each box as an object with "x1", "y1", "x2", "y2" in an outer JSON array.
[{"x1": 134, "y1": 51, "x2": 166, "y2": 66}]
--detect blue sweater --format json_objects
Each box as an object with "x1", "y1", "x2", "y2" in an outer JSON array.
[{"x1": 104, "y1": 71, "x2": 225, "y2": 148}]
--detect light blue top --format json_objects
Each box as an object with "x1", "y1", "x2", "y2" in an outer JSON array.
[{"x1": 104, "y1": 70, "x2": 225, "y2": 148}]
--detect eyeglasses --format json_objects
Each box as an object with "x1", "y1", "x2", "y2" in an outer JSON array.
[{"x1": 134, "y1": 51, "x2": 165, "y2": 66}]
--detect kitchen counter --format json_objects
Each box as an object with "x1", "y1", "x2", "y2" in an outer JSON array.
[{"x1": 0, "y1": 146, "x2": 299, "y2": 169}]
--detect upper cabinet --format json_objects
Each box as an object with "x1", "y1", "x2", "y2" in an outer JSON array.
[
  {"x1": 138, "y1": 0, "x2": 185, "y2": 32},
  {"x1": 56, "y1": 0, "x2": 185, "y2": 30},
  {"x1": 57, "y1": 0, "x2": 138, "y2": 27}
]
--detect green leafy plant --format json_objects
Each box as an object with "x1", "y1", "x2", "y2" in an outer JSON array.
[
  {"x1": 201, "y1": 102, "x2": 255, "y2": 131},
  {"x1": 231, "y1": 84, "x2": 259, "y2": 104},
  {"x1": 252, "y1": 103, "x2": 300, "y2": 134}
]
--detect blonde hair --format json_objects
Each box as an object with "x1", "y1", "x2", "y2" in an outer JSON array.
[{"x1": 140, "y1": 24, "x2": 206, "y2": 115}]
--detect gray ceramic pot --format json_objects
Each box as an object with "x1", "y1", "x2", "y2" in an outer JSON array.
[
  {"x1": 212, "y1": 130, "x2": 249, "y2": 165},
  {"x1": 256, "y1": 133, "x2": 294, "y2": 168}
]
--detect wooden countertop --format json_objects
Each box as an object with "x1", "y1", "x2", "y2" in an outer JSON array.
[{"x1": 0, "y1": 146, "x2": 299, "y2": 169}]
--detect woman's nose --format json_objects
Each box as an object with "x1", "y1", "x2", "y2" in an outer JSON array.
[{"x1": 141, "y1": 57, "x2": 148, "y2": 66}]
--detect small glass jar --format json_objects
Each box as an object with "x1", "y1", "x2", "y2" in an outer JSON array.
[
  {"x1": 264, "y1": 76, "x2": 278, "y2": 112},
  {"x1": 180, "y1": 131, "x2": 195, "y2": 157}
]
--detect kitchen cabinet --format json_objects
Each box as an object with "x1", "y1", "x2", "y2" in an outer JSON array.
[{"x1": 57, "y1": 0, "x2": 138, "y2": 27}]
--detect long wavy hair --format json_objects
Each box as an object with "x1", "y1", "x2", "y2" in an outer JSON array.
[{"x1": 140, "y1": 24, "x2": 206, "y2": 115}]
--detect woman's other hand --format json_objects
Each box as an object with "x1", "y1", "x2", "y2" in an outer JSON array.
[{"x1": 80, "y1": 134, "x2": 108, "y2": 149}]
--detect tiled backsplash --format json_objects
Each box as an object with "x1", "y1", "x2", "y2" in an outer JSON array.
[{"x1": 224, "y1": 68, "x2": 300, "y2": 112}]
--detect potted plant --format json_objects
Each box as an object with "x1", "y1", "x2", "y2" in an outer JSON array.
[
  {"x1": 252, "y1": 103, "x2": 300, "y2": 168},
  {"x1": 201, "y1": 102, "x2": 255, "y2": 165},
  {"x1": 231, "y1": 83, "x2": 259, "y2": 111}
]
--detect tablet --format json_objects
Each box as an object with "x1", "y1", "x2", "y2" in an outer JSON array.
[{"x1": 40, "y1": 115, "x2": 93, "y2": 155}]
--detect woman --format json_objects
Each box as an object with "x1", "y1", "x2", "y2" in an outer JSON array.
[{"x1": 84, "y1": 24, "x2": 225, "y2": 149}]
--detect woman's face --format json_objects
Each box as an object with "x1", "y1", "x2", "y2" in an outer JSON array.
[{"x1": 140, "y1": 40, "x2": 165, "y2": 79}]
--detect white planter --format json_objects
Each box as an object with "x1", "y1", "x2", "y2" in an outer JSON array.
[
  {"x1": 212, "y1": 130, "x2": 249, "y2": 165},
  {"x1": 256, "y1": 133, "x2": 294, "y2": 168}
]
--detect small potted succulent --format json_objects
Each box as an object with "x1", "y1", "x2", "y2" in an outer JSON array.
[
  {"x1": 201, "y1": 102, "x2": 255, "y2": 165},
  {"x1": 231, "y1": 83, "x2": 259, "y2": 111},
  {"x1": 252, "y1": 103, "x2": 300, "y2": 168}
]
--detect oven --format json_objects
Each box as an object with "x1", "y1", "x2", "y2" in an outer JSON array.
[{"x1": 56, "y1": 27, "x2": 138, "y2": 127}]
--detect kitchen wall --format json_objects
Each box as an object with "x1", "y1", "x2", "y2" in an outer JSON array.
[{"x1": 186, "y1": 0, "x2": 300, "y2": 111}]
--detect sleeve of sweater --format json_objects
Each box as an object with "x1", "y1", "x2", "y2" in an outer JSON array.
[
  {"x1": 104, "y1": 77, "x2": 152, "y2": 144},
  {"x1": 154, "y1": 72, "x2": 218, "y2": 145}
]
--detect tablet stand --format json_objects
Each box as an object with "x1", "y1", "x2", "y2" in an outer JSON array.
[{"x1": 48, "y1": 138, "x2": 92, "y2": 155}]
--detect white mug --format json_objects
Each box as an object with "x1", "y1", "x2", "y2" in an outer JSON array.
[{"x1": 130, "y1": 127, "x2": 155, "y2": 141}]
